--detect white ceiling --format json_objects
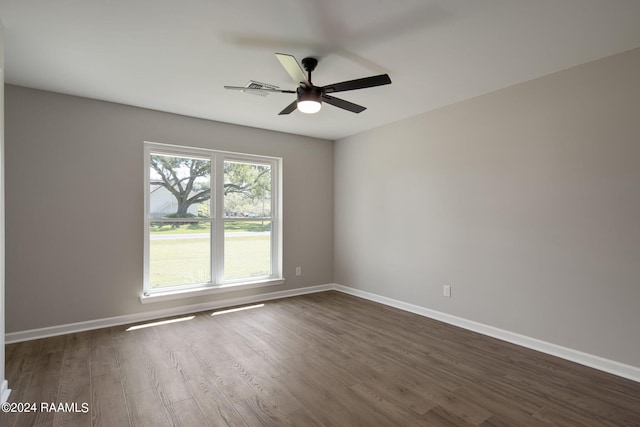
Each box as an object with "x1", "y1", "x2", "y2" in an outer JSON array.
[{"x1": 1, "y1": 0, "x2": 640, "y2": 141}]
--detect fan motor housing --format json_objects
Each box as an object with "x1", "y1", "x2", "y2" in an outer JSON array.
[{"x1": 297, "y1": 86, "x2": 322, "y2": 103}]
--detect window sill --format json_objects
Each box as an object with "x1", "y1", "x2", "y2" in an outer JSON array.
[{"x1": 140, "y1": 278, "x2": 286, "y2": 304}]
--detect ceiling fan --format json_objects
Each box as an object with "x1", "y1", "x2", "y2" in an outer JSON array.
[{"x1": 224, "y1": 53, "x2": 391, "y2": 115}]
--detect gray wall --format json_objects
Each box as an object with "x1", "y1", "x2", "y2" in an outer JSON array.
[
  {"x1": 0, "y1": 20, "x2": 7, "y2": 401},
  {"x1": 5, "y1": 86, "x2": 333, "y2": 332},
  {"x1": 334, "y1": 48, "x2": 640, "y2": 367}
]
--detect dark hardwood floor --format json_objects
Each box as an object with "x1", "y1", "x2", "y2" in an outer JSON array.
[{"x1": 2, "y1": 291, "x2": 640, "y2": 426}]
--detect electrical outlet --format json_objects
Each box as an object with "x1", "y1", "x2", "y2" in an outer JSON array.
[
  {"x1": 443, "y1": 285, "x2": 451, "y2": 298},
  {"x1": 295, "y1": 267, "x2": 302, "y2": 276}
]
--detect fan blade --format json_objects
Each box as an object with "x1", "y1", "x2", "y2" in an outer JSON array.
[
  {"x1": 278, "y1": 100, "x2": 298, "y2": 115},
  {"x1": 322, "y1": 94, "x2": 366, "y2": 113},
  {"x1": 224, "y1": 86, "x2": 295, "y2": 94},
  {"x1": 322, "y1": 74, "x2": 391, "y2": 94},
  {"x1": 275, "y1": 53, "x2": 310, "y2": 87}
]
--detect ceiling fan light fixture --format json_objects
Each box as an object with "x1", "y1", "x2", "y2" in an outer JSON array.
[
  {"x1": 297, "y1": 100, "x2": 322, "y2": 114},
  {"x1": 297, "y1": 87, "x2": 322, "y2": 114}
]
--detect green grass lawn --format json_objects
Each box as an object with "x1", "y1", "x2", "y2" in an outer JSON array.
[
  {"x1": 149, "y1": 233, "x2": 271, "y2": 288},
  {"x1": 149, "y1": 237, "x2": 210, "y2": 287},
  {"x1": 225, "y1": 234, "x2": 271, "y2": 280},
  {"x1": 150, "y1": 220, "x2": 271, "y2": 234}
]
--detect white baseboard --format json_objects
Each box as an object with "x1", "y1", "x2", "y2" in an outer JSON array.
[
  {"x1": 4, "y1": 284, "x2": 333, "y2": 344},
  {"x1": 5, "y1": 282, "x2": 639, "y2": 383},
  {"x1": 334, "y1": 284, "x2": 640, "y2": 383},
  {"x1": 0, "y1": 380, "x2": 10, "y2": 404}
]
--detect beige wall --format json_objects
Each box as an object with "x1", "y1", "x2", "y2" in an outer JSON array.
[
  {"x1": 4, "y1": 86, "x2": 333, "y2": 332},
  {"x1": 334, "y1": 48, "x2": 640, "y2": 367}
]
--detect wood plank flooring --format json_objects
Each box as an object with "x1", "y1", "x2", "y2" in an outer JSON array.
[{"x1": 2, "y1": 291, "x2": 640, "y2": 426}]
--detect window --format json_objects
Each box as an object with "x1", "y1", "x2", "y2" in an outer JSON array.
[{"x1": 144, "y1": 142, "x2": 282, "y2": 298}]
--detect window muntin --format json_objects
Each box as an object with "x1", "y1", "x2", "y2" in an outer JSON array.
[{"x1": 144, "y1": 143, "x2": 281, "y2": 295}]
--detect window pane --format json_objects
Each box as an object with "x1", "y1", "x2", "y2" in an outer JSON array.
[
  {"x1": 149, "y1": 221, "x2": 211, "y2": 288},
  {"x1": 223, "y1": 161, "x2": 273, "y2": 281},
  {"x1": 149, "y1": 153, "x2": 211, "y2": 219},
  {"x1": 224, "y1": 161, "x2": 271, "y2": 218},
  {"x1": 224, "y1": 220, "x2": 271, "y2": 280}
]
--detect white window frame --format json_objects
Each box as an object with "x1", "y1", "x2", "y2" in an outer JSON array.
[{"x1": 142, "y1": 141, "x2": 283, "y2": 303}]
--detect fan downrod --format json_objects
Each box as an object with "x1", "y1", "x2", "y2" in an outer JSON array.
[{"x1": 301, "y1": 57, "x2": 318, "y2": 83}]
